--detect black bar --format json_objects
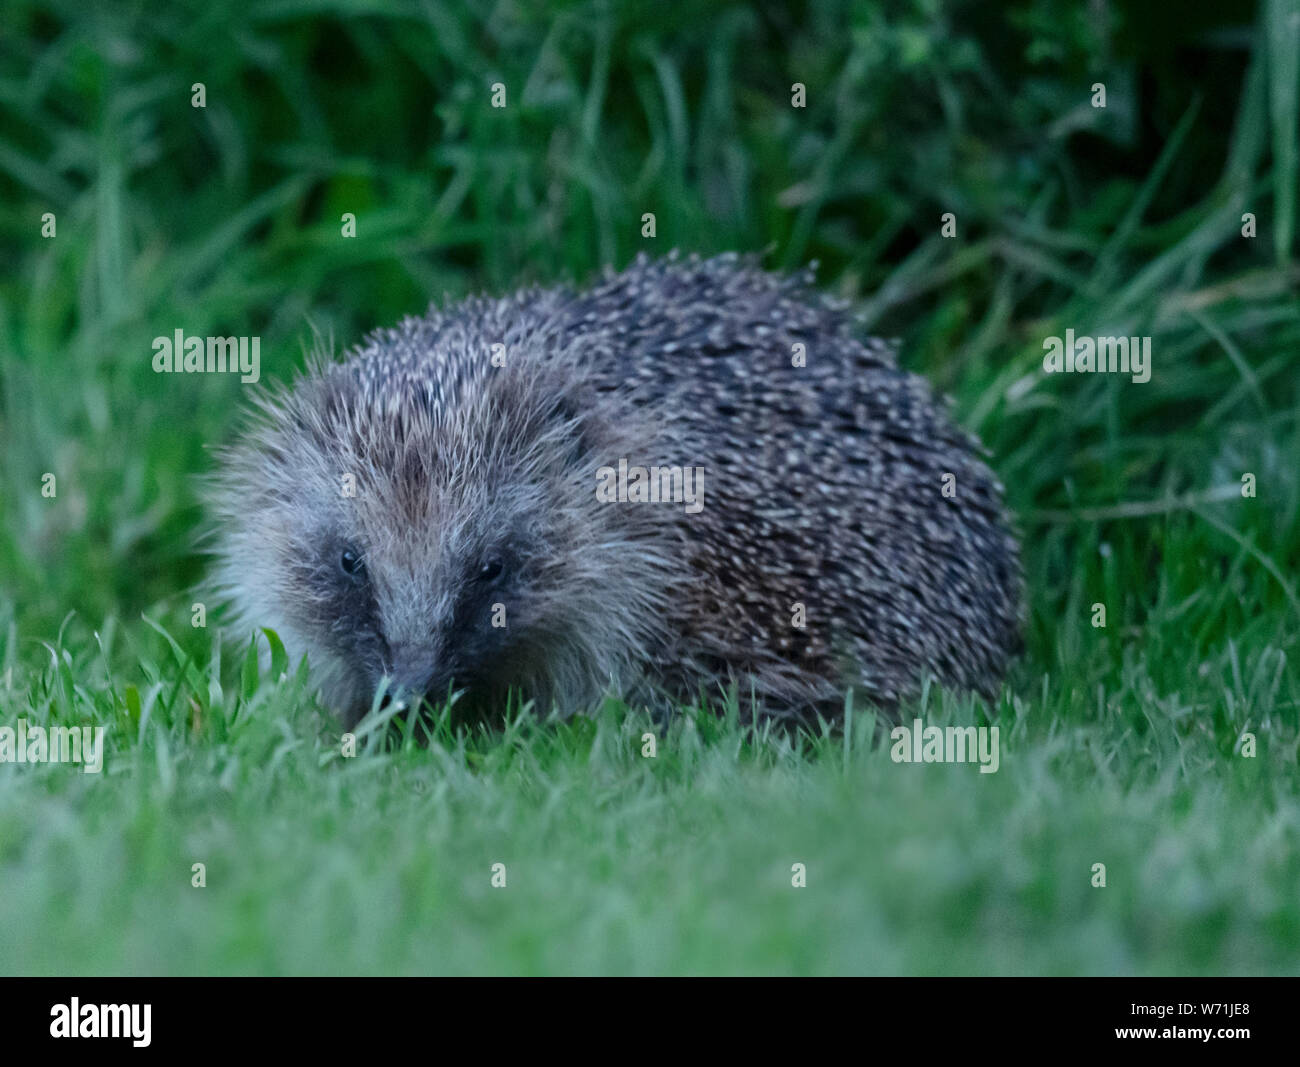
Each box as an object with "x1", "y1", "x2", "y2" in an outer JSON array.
[{"x1": 0, "y1": 977, "x2": 1291, "y2": 1054}]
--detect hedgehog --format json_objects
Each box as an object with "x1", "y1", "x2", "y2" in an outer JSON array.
[{"x1": 206, "y1": 252, "x2": 1022, "y2": 729}]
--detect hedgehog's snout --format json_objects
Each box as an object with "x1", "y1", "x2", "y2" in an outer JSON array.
[
  {"x1": 386, "y1": 642, "x2": 437, "y2": 692},
  {"x1": 382, "y1": 641, "x2": 455, "y2": 706}
]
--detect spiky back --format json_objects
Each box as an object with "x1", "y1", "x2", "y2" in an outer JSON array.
[{"x1": 542, "y1": 252, "x2": 1023, "y2": 711}]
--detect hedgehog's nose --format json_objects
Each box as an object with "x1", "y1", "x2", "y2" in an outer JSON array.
[{"x1": 386, "y1": 646, "x2": 440, "y2": 699}]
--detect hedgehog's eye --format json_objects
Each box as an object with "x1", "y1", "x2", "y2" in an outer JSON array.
[
  {"x1": 476, "y1": 557, "x2": 504, "y2": 584},
  {"x1": 340, "y1": 548, "x2": 365, "y2": 578}
]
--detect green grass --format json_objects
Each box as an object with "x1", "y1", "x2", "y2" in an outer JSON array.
[{"x1": 1, "y1": 0, "x2": 1298, "y2": 974}]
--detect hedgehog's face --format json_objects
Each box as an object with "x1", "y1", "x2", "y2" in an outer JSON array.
[
  {"x1": 328, "y1": 540, "x2": 513, "y2": 702},
  {"x1": 209, "y1": 356, "x2": 682, "y2": 730},
  {"x1": 306, "y1": 474, "x2": 560, "y2": 725}
]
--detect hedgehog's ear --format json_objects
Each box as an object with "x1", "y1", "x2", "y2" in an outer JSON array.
[
  {"x1": 544, "y1": 386, "x2": 609, "y2": 468},
  {"x1": 545, "y1": 390, "x2": 582, "y2": 429}
]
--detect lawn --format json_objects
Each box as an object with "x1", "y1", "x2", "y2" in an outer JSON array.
[{"x1": 0, "y1": 0, "x2": 1297, "y2": 974}]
